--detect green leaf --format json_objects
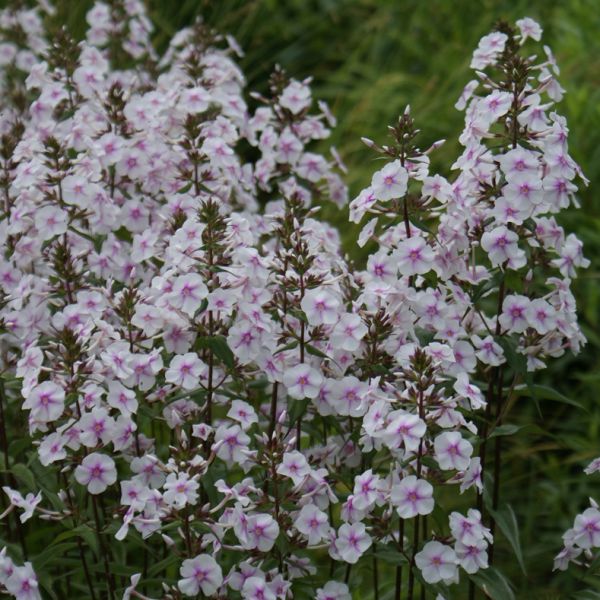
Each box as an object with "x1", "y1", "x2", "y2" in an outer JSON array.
[
  {"x1": 469, "y1": 567, "x2": 515, "y2": 600},
  {"x1": 32, "y1": 542, "x2": 78, "y2": 571},
  {"x1": 305, "y1": 343, "x2": 330, "y2": 360},
  {"x1": 52, "y1": 524, "x2": 98, "y2": 555},
  {"x1": 487, "y1": 424, "x2": 522, "y2": 440},
  {"x1": 514, "y1": 384, "x2": 586, "y2": 411},
  {"x1": 10, "y1": 463, "x2": 36, "y2": 491},
  {"x1": 571, "y1": 591, "x2": 600, "y2": 600},
  {"x1": 372, "y1": 544, "x2": 408, "y2": 566},
  {"x1": 288, "y1": 398, "x2": 310, "y2": 424},
  {"x1": 488, "y1": 504, "x2": 526, "y2": 575},
  {"x1": 497, "y1": 337, "x2": 527, "y2": 376},
  {"x1": 198, "y1": 335, "x2": 235, "y2": 369}
]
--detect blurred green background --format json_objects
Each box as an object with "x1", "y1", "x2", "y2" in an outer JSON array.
[{"x1": 35, "y1": 0, "x2": 600, "y2": 596}]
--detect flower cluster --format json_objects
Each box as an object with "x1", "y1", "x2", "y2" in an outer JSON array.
[
  {"x1": 0, "y1": 4, "x2": 589, "y2": 600},
  {"x1": 554, "y1": 457, "x2": 600, "y2": 573}
]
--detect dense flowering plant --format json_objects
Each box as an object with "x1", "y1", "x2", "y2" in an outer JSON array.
[{"x1": 0, "y1": 2, "x2": 590, "y2": 600}]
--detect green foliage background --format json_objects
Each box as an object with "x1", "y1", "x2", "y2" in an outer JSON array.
[{"x1": 15, "y1": 0, "x2": 600, "y2": 596}]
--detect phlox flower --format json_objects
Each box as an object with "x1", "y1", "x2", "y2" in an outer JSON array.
[
  {"x1": 396, "y1": 236, "x2": 434, "y2": 276},
  {"x1": 301, "y1": 288, "x2": 340, "y2": 326},
  {"x1": 415, "y1": 541, "x2": 458, "y2": 584},
  {"x1": 163, "y1": 472, "x2": 200, "y2": 509},
  {"x1": 332, "y1": 522, "x2": 372, "y2": 564},
  {"x1": 316, "y1": 581, "x2": 351, "y2": 600},
  {"x1": 434, "y1": 432, "x2": 473, "y2": 471},
  {"x1": 283, "y1": 363, "x2": 323, "y2": 400},
  {"x1": 74, "y1": 453, "x2": 117, "y2": 495},
  {"x1": 178, "y1": 554, "x2": 223, "y2": 597},
  {"x1": 371, "y1": 160, "x2": 408, "y2": 201},
  {"x1": 165, "y1": 353, "x2": 207, "y2": 390},
  {"x1": 5, "y1": 562, "x2": 41, "y2": 600},
  {"x1": 295, "y1": 504, "x2": 330, "y2": 546},
  {"x1": 22, "y1": 381, "x2": 65, "y2": 424},
  {"x1": 390, "y1": 476, "x2": 434, "y2": 519}
]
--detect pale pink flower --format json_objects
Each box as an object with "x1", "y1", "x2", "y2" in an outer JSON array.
[
  {"x1": 396, "y1": 236, "x2": 434, "y2": 276},
  {"x1": 434, "y1": 432, "x2": 473, "y2": 471},
  {"x1": 295, "y1": 504, "x2": 330, "y2": 546},
  {"x1": 178, "y1": 554, "x2": 223, "y2": 597},
  {"x1": 333, "y1": 522, "x2": 372, "y2": 564},
  {"x1": 75, "y1": 453, "x2": 117, "y2": 495},
  {"x1": 283, "y1": 364, "x2": 323, "y2": 400},
  {"x1": 301, "y1": 288, "x2": 340, "y2": 326},
  {"x1": 371, "y1": 160, "x2": 408, "y2": 201},
  {"x1": 390, "y1": 476, "x2": 434, "y2": 519},
  {"x1": 415, "y1": 541, "x2": 458, "y2": 584},
  {"x1": 165, "y1": 353, "x2": 207, "y2": 390}
]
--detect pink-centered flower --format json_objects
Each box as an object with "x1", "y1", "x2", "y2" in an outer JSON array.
[
  {"x1": 390, "y1": 476, "x2": 434, "y2": 519},
  {"x1": 74, "y1": 453, "x2": 117, "y2": 495}
]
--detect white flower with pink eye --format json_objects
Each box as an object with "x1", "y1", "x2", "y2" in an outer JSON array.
[
  {"x1": 214, "y1": 424, "x2": 251, "y2": 465},
  {"x1": 295, "y1": 504, "x2": 330, "y2": 546},
  {"x1": 453, "y1": 373, "x2": 485, "y2": 410},
  {"x1": 276, "y1": 451, "x2": 311, "y2": 486},
  {"x1": 106, "y1": 380, "x2": 138, "y2": 416},
  {"x1": 169, "y1": 273, "x2": 208, "y2": 317},
  {"x1": 34, "y1": 205, "x2": 68, "y2": 240},
  {"x1": 383, "y1": 410, "x2": 426, "y2": 452},
  {"x1": 207, "y1": 288, "x2": 235, "y2": 315},
  {"x1": 352, "y1": 469, "x2": 381, "y2": 511},
  {"x1": 499, "y1": 294, "x2": 531, "y2": 333},
  {"x1": 242, "y1": 576, "x2": 276, "y2": 600},
  {"x1": 371, "y1": 159, "x2": 408, "y2": 201},
  {"x1": 280, "y1": 80, "x2": 311, "y2": 114},
  {"x1": 120, "y1": 479, "x2": 149, "y2": 511},
  {"x1": 455, "y1": 539, "x2": 489, "y2": 574},
  {"x1": 178, "y1": 554, "x2": 223, "y2": 597},
  {"x1": 179, "y1": 86, "x2": 211, "y2": 114},
  {"x1": 227, "y1": 400, "x2": 258, "y2": 430},
  {"x1": 227, "y1": 321, "x2": 264, "y2": 365},
  {"x1": 434, "y1": 432, "x2": 473, "y2": 471},
  {"x1": 460, "y1": 457, "x2": 483, "y2": 494},
  {"x1": 333, "y1": 522, "x2": 372, "y2": 564},
  {"x1": 516, "y1": 17, "x2": 542, "y2": 41},
  {"x1": 525, "y1": 298, "x2": 557, "y2": 334},
  {"x1": 38, "y1": 432, "x2": 66, "y2": 466},
  {"x1": 552, "y1": 233, "x2": 590, "y2": 278},
  {"x1": 330, "y1": 313, "x2": 368, "y2": 352},
  {"x1": 449, "y1": 509, "x2": 491, "y2": 547},
  {"x1": 2, "y1": 487, "x2": 42, "y2": 523},
  {"x1": 100, "y1": 341, "x2": 133, "y2": 380},
  {"x1": 5, "y1": 562, "x2": 41, "y2": 600},
  {"x1": 481, "y1": 225, "x2": 524, "y2": 267},
  {"x1": 415, "y1": 540, "x2": 458, "y2": 584},
  {"x1": 301, "y1": 288, "x2": 341, "y2": 326},
  {"x1": 571, "y1": 507, "x2": 600, "y2": 549},
  {"x1": 78, "y1": 407, "x2": 114, "y2": 448},
  {"x1": 276, "y1": 128, "x2": 303, "y2": 164},
  {"x1": 283, "y1": 363, "x2": 323, "y2": 400},
  {"x1": 165, "y1": 353, "x2": 206, "y2": 390},
  {"x1": 396, "y1": 236, "x2": 435, "y2": 276},
  {"x1": 470, "y1": 31, "x2": 507, "y2": 69},
  {"x1": 472, "y1": 335, "x2": 505, "y2": 367},
  {"x1": 246, "y1": 513, "x2": 280, "y2": 552},
  {"x1": 22, "y1": 381, "x2": 65, "y2": 424},
  {"x1": 390, "y1": 475, "x2": 434, "y2": 519},
  {"x1": 75, "y1": 453, "x2": 117, "y2": 495},
  {"x1": 316, "y1": 581, "x2": 351, "y2": 600},
  {"x1": 329, "y1": 376, "x2": 368, "y2": 417},
  {"x1": 163, "y1": 472, "x2": 199, "y2": 509},
  {"x1": 498, "y1": 146, "x2": 539, "y2": 183}
]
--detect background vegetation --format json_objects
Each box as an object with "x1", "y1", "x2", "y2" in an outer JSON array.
[{"x1": 18, "y1": 0, "x2": 600, "y2": 596}]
